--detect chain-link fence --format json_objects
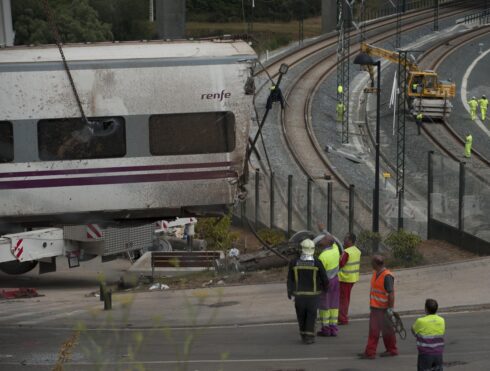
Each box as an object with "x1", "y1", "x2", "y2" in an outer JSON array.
[{"x1": 429, "y1": 152, "x2": 490, "y2": 246}]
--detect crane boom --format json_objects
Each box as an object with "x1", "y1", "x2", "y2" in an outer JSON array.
[
  {"x1": 358, "y1": 42, "x2": 455, "y2": 119},
  {"x1": 360, "y1": 43, "x2": 420, "y2": 72}
]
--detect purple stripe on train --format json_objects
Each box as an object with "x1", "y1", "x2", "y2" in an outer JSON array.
[
  {"x1": 0, "y1": 161, "x2": 232, "y2": 179},
  {"x1": 0, "y1": 170, "x2": 237, "y2": 190}
]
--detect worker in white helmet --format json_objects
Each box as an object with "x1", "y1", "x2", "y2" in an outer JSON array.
[{"x1": 287, "y1": 239, "x2": 329, "y2": 344}]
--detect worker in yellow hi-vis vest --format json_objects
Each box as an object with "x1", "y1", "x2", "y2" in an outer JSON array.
[
  {"x1": 317, "y1": 234, "x2": 341, "y2": 337},
  {"x1": 336, "y1": 101, "x2": 346, "y2": 123},
  {"x1": 465, "y1": 133, "x2": 472, "y2": 158},
  {"x1": 411, "y1": 299, "x2": 445, "y2": 371},
  {"x1": 479, "y1": 95, "x2": 488, "y2": 121},
  {"x1": 468, "y1": 97, "x2": 478, "y2": 121}
]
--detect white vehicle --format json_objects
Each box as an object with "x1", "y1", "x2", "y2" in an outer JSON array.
[{"x1": 0, "y1": 40, "x2": 256, "y2": 274}]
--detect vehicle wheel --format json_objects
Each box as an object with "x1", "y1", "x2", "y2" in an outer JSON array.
[{"x1": 0, "y1": 260, "x2": 38, "y2": 275}]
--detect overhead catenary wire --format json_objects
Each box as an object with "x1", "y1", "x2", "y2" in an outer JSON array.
[{"x1": 41, "y1": 0, "x2": 88, "y2": 125}]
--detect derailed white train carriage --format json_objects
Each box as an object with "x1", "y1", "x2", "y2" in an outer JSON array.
[
  {"x1": 0, "y1": 40, "x2": 256, "y2": 273},
  {"x1": 0, "y1": 40, "x2": 256, "y2": 225}
]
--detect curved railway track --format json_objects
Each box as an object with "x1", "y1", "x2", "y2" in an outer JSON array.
[
  {"x1": 254, "y1": 3, "x2": 471, "y2": 90},
  {"x1": 418, "y1": 26, "x2": 490, "y2": 176},
  {"x1": 250, "y1": 2, "x2": 488, "y2": 233},
  {"x1": 277, "y1": 6, "x2": 483, "y2": 230},
  {"x1": 358, "y1": 26, "x2": 490, "y2": 188}
]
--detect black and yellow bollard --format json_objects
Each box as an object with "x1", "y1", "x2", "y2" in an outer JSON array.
[{"x1": 104, "y1": 289, "x2": 112, "y2": 310}]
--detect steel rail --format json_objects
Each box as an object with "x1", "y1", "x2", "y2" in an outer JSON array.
[
  {"x1": 249, "y1": 3, "x2": 486, "y2": 233},
  {"x1": 254, "y1": 4, "x2": 471, "y2": 89},
  {"x1": 418, "y1": 26, "x2": 490, "y2": 170},
  {"x1": 279, "y1": 6, "x2": 487, "y2": 231}
]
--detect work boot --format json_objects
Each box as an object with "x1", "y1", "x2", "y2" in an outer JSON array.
[
  {"x1": 358, "y1": 353, "x2": 375, "y2": 360},
  {"x1": 316, "y1": 326, "x2": 331, "y2": 337},
  {"x1": 379, "y1": 351, "x2": 398, "y2": 357},
  {"x1": 305, "y1": 336, "x2": 315, "y2": 344},
  {"x1": 329, "y1": 325, "x2": 339, "y2": 337}
]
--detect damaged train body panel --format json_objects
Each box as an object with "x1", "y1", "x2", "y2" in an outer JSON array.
[{"x1": 0, "y1": 40, "x2": 257, "y2": 227}]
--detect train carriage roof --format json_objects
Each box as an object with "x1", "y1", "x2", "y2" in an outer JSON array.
[{"x1": 0, "y1": 40, "x2": 256, "y2": 64}]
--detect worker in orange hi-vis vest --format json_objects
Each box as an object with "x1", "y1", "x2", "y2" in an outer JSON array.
[{"x1": 359, "y1": 255, "x2": 399, "y2": 359}]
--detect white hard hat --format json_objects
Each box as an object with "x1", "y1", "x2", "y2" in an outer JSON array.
[
  {"x1": 483, "y1": 95, "x2": 487, "y2": 99},
  {"x1": 300, "y1": 239, "x2": 315, "y2": 256},
  {"x1": 472, "y1": 96, "x2": 476, "y2": 100}
]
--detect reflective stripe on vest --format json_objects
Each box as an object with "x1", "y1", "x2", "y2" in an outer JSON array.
[
  {"x1": 369, "y1": 269, "x2": 392, "y2": 308},
  {"x1": 412, "y1": 314, "x2": 445, "y2": 354},
  {"x1": 338, "y1": 246, "x2": 361, "y2": 283},
  {"x1": 292, "y1": 265, "x2": 320, "y2": 296},
  {"x1": 318, "y1": 244, "x2": 340, "y2": 279}
]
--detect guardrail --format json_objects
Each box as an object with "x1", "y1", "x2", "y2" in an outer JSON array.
[{"x1": 457, "y1": 9, "x2": 490, "y2": 25}]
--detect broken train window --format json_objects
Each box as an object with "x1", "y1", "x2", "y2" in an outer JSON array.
[{"x1": 38, "y1": 117, "x2": 126, "y2": 161}]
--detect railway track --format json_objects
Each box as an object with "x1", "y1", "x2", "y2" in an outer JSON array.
[
  {"x1": 417, "y1": 26, "x2": 490, "y2": 179},
  {"x1": 250, "y1": 2, "x2": 487, "y2": 234},
  {"x1": 277, "y1": 6, "x2": 484, "y2": 231},
  {"x1": 253, "y1": 2, "x2": 471, "y2": 90}
]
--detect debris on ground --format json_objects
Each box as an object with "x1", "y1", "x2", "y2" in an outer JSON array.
[
  {"x1": 0, "y1": 288, "x2": 39, "y2": 299},
  {"x1": 149, "y1": 283, "x2": 170, "y2": 291}
]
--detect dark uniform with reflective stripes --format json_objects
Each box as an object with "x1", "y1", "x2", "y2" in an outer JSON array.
[{"x1": 287, "y1": 257, "x2": 329, "y2": 342}]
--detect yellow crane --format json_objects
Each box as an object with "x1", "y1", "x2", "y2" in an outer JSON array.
[{"x1": 360, "y1": 42, "x2": 456, "y2": 119}]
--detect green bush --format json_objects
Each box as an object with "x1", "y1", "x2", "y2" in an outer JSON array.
[
  {"x1": 357, "y1": 230, "x2": 382, "y2": 255},
  {"x1": 257, "y1": 228, "x2": 286, "y2": 246},
  {"x1": 385, "y1": 229, "x2": 423, "y2": 267},
  {"x1": 195, "y1": 214, "x2": 239, "y2": 251}
]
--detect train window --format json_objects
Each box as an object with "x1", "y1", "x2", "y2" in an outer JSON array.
[
  {"x1": 149, "y1": 112, "x2": 236, "y2": 156},
  {"x1": 0, "y1": 121, "x2": 14, "y2": 163},
  {"x1": 38, "y1": 117, "x2": 126, "y2": 161}
]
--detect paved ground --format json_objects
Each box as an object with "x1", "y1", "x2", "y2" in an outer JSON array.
[
  {"x1": 1, "y1": 257, "x2": 490, "y2": 329},
  {"x1": 1, "y1": 310, "x2": 489, "y2": 370},
  {"x1": 1, "y1": 256, "x2": 490, "y2": 369}
]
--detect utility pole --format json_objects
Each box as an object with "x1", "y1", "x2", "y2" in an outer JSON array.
[
  {"x1": 396, "y1": 51, "x2": 408, "y2": 229},
  {"x1": 298, "y1": 0, "x2": 305, "y2": 46},
  {"x1": 337, "y1": 0, "x2": 350, "y2": 144},
  {"x1": 433, "y1": 0, "x2": 439, "y2": 31},
  {"x1": 0, "y1": 0, "x2": 14, "y2": 47},
  {"x1": 149, "y1": 0, "x2": 154, "y2": 21},
  {"x1": 248, "y1": 0, "x2": 255, "y2": 35},
  {"x1": 395, "y1": 0, "x2": 403, "y2": 49},
  {"x1": 155, "y1": 0, "x2": 186, "y2": 39}
]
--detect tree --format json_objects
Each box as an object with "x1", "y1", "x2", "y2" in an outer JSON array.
[
  {"x1": 89, "y1": 0, "x2": 156, "y2": 41},
  {"x1": 12, "y1": 0, "x2": 112, "y2": 45}
]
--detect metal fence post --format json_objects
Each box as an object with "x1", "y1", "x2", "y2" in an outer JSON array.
[
  {"x1": 307, "y1": 178, "x2": 312, "y2": 231},
  {"x1": 288, "y1": 175, "x2": 293, "y2": 238},
  {"x1": 349, "y1": 184, "x2": 355, "y2": 234},
  {"x1": 241, "y1": 198, "x2": 246, "y2": 227},
  {"x1": 255, "y1": 169, "x2": 260, "y2": 230},
  {"x1": 104, "y1": 289, "x2": 112, "y2": 310},
  {"x1": 327, "y1": 181, "x2": 333, "y2": 233},
  {"x1": 270, "y1": 172, "x2": 275, "y2": 229},
  {"x1": 99, "y1": 282, "x2": 105, "y2": 302},
  {"x1": 458, "y1": 161, "x2": 466, "y2": 232},
  {"x1": 427, "y1": 151, "x2": 434, "y2": 239},
  {"x1": 398, "y1": 189, "x2": 404, "y2": 230}
]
